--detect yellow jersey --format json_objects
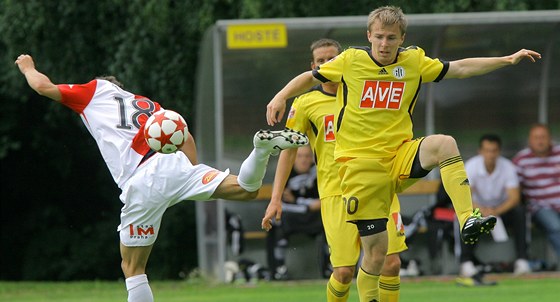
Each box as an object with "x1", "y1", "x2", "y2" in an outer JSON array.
[
  {"x1": 312, "y1": 46, "x2": 448, "y2": 160},
  {"x1": 286, "y1": 85, "x2": 341, "y2": 198}
]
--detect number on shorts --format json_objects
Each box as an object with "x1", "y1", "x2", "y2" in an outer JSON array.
[{"x1": 343, "y1": 196, "x2": 359, "y2": 215}]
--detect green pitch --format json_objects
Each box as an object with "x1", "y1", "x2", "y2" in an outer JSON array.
[{"x1": 1, "y1": 273, "x2": 558, "y2": 302}]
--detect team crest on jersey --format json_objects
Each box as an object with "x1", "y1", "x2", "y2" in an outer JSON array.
[
  {"x1": 323, "y1": 114, "x2": 336, "y2": 142},
  {"x1": 202, "y1": 170, "x2": 220, "y2": 185},
  {"x1": 359, "y1": 80, "x2": 405, "y2": 109},
  {"x1": 393, "y1": 66, "x2": 405, "y2": 79},
  {"x1": 287, "y1": 107, "x2": 296, "y2": 119}
]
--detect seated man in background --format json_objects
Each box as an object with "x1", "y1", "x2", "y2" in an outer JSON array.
[
  {"x1": 513, "y1": 124, "x2": 560, "y2": 265},
  {"x1": 458, "y1": 134, "x2": 530, "y2": 284},
  {"x1": 266, "y1": 145, "x2": 328, "y2": 280}
]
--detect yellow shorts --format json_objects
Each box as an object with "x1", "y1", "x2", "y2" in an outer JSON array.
[
  {"x1": 321, "y1": 195, "x2": 407, "y2": 267},
  {"x1": 338, "y1": 138, "x2": 423, "y2": 221}
]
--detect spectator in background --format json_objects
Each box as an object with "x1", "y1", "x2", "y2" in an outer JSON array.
[
  {"x1": 266, "y1": 145, "x2": 327, "y2": 280},
  {"x1": 458, "y1": 134, "x2": 530, "y2": 285},
  {"x1": 513, "y1": 124, "x2": 560, "y2": 264}
]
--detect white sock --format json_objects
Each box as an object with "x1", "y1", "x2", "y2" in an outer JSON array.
[
  {"x1": 238, "y1": 148, "x2": 270, "y2": 192},
  {"x1": 125, "y1": 274, "x2": 153, "y2": 302}
]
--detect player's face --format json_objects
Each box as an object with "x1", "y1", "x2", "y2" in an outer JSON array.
[
  {"x1": 293, "y1": 146, "x2": 314, "y2": 174},
  {"x1": 367, "y1": 20, "x2": 405, "y2": 66},
  {"x1": 312, "y1": 46, "x2": 340, "y2": 90},
  {"x1": 311, "y1": 46, "x2": 339, "y2": 69},
  {"x1": 528, "y1": 126, "x2": 552, "y2": 156},
  {"x1": 479, "y1": 140, "x2": 500, "y2": 167}
]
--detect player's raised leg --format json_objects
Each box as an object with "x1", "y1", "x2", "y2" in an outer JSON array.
[
  {"x1": 213, "y1": 129, "x2": 308, "y2": 199},
  {"x1": 419, "y1": 134, "x2": 496, "y2": 244},
  {"x1": 237, "y1": 129, "x2": 307, "y2": 191}
]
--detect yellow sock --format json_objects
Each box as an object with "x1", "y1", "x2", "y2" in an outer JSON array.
[
  {"x1": 326, "y1": 274, "x2": 351, "y2": 302},
  {"x1": 439, "y1": 156, "x2": 473, "y2": 229},
  {"x1": 379, "y1": 275, "x2": 400, "y2": 302},
  {"x1": 357, "y1": 268, "x2": 380, "y2": 302}
]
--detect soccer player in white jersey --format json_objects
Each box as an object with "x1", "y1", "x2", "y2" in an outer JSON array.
[{"x1": 15, "y1": 54, "x2": 308, "y2": 302}]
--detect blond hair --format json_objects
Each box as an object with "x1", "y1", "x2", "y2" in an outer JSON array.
[{"x1": 367, "y1": 6, "x2": 407, "y2": 35}]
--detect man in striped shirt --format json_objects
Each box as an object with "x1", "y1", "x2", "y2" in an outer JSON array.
[{"x1": 513, "y1": 124, "x2": 560, "y2": 261}]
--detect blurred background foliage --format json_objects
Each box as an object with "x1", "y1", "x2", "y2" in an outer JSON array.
[{"x1": 1, "y1": 0, "x2": 558, "y2": 281}]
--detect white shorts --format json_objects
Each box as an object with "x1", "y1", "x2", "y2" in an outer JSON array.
[{"x1": 117, "y1": 152, "x2": 229, "y2": 246}]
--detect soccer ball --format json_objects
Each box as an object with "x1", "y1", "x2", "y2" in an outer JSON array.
[{"x1": 144, "y1": 110, "x2": 188, "y2": 154}]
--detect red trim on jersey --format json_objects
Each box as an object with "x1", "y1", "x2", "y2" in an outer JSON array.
[
  {"x1": 131, "y1": 124, "x2": 152, "y2": 155},
  {"x1": 131, "y1": 96, "x2": 162, "y2": 155},
  {"x1": 57, "y1": 80, "x2": 97, "y2": 114}
]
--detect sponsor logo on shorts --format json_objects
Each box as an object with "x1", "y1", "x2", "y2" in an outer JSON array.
[
  {"x1": 128, "y1": 224, "x2": 155, "y2": 239},
  {"x1": 202, "y1": 170, "x2": 220, "y2": 184},
  {"x1": 392, "y1": 212, "x2": 405, "y2": 237},
  {"x1": 359, "y1": 80, "x2": 405, "y2": 110}
]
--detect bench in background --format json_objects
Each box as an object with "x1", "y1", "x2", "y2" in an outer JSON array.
[{"x1": 244, "y1": 179, "x2": 442, "y2": 240}]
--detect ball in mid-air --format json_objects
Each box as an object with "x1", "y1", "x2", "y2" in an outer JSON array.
[{"x1": 144, "y1": 110, "x2": 188, "y2": 154}]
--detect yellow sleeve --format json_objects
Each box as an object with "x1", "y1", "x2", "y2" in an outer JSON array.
[
  {"x1": 312, "y1": 50, "x2": 347, "y2": 83},
  {"x1": 285, "y1": 94, "x2": 310, "y2": 134},
  {"x1": 418, "y1": 47, "x2": 448, "y2": 83}
]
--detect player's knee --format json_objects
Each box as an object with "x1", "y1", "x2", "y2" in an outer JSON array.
[
  {"x1": 233, "y1": 188, "x2": 259, "y2": 200},
  {"x1": 121, "y1": 259, "x2": 146, "y2": 278},
  {"x1": 440, "y1": 134, "x2": 457, "y2": 148},
  {"x1": 433, "y1": 134, "x2": 458, "y2": 153},
  {"x1": 121, "y1": 260, "x2": 133, "y2": 277},
  {"x1": 382, "y1": 255, "x2": 401, "y2": 276},
  {"x1": 425, "y1": 134, "x2": 459, "y2": 159},
  {"x1": 333, "y1": 266, "x2": 355, "y2": 284},
  {"x1": 243, "y1": 189, "x2": 259, "y2": 200}
]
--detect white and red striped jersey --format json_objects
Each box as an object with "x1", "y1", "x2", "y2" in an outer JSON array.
[
  {"x1": 513, "y1": 145, "x2": 560, "y2": 213},
  {"x1": 58, "y1": 79, "x2": 162, "y2": 188}
]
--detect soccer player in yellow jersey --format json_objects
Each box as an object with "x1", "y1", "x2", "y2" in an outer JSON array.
[
  {"x1": 262, "y1": 38, "x2": 405, "y2": 302},
  {"x1": 264, "y1": 6, "x2": 541, "y2": 302}
]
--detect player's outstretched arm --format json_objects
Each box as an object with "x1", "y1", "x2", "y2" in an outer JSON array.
[
  {"x1": 261, "y1": 148, "x2": 297, "y2": 231},
  {"x1": 15, "y1": 54, "x2": 62, "y2": 101},
  {"x1": 446, "y1": 49, "x2": 541, "y2": 79},
  {"x1": 266, "y1": 71, "x2": 320, "y2": 126}
]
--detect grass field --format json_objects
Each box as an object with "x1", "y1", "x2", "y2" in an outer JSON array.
[{"x1": 1, "y1": 272, "x2": 558, "y2": 302}]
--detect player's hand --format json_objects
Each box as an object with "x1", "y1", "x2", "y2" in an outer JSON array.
[
  {"x1": 14, "y1": 54, "x2": 35, "y2": 74},
  {"x1": 266, "y1": 96, "x2": 286, "y2": 126},
  {"x1": 261, "y1": 200, "x2": 283, "y2": 231},
  {"x1": 510, "y1": 49, "x2": 541, "y2": 65}
]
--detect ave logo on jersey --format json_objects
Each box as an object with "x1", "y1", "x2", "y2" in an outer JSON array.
[
  {"x1": 359, "y1": 80, "x2": 405, "y2": 110},
  {"x1": 323, "y1": 114, "x2": 336, "y2": 142}
]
